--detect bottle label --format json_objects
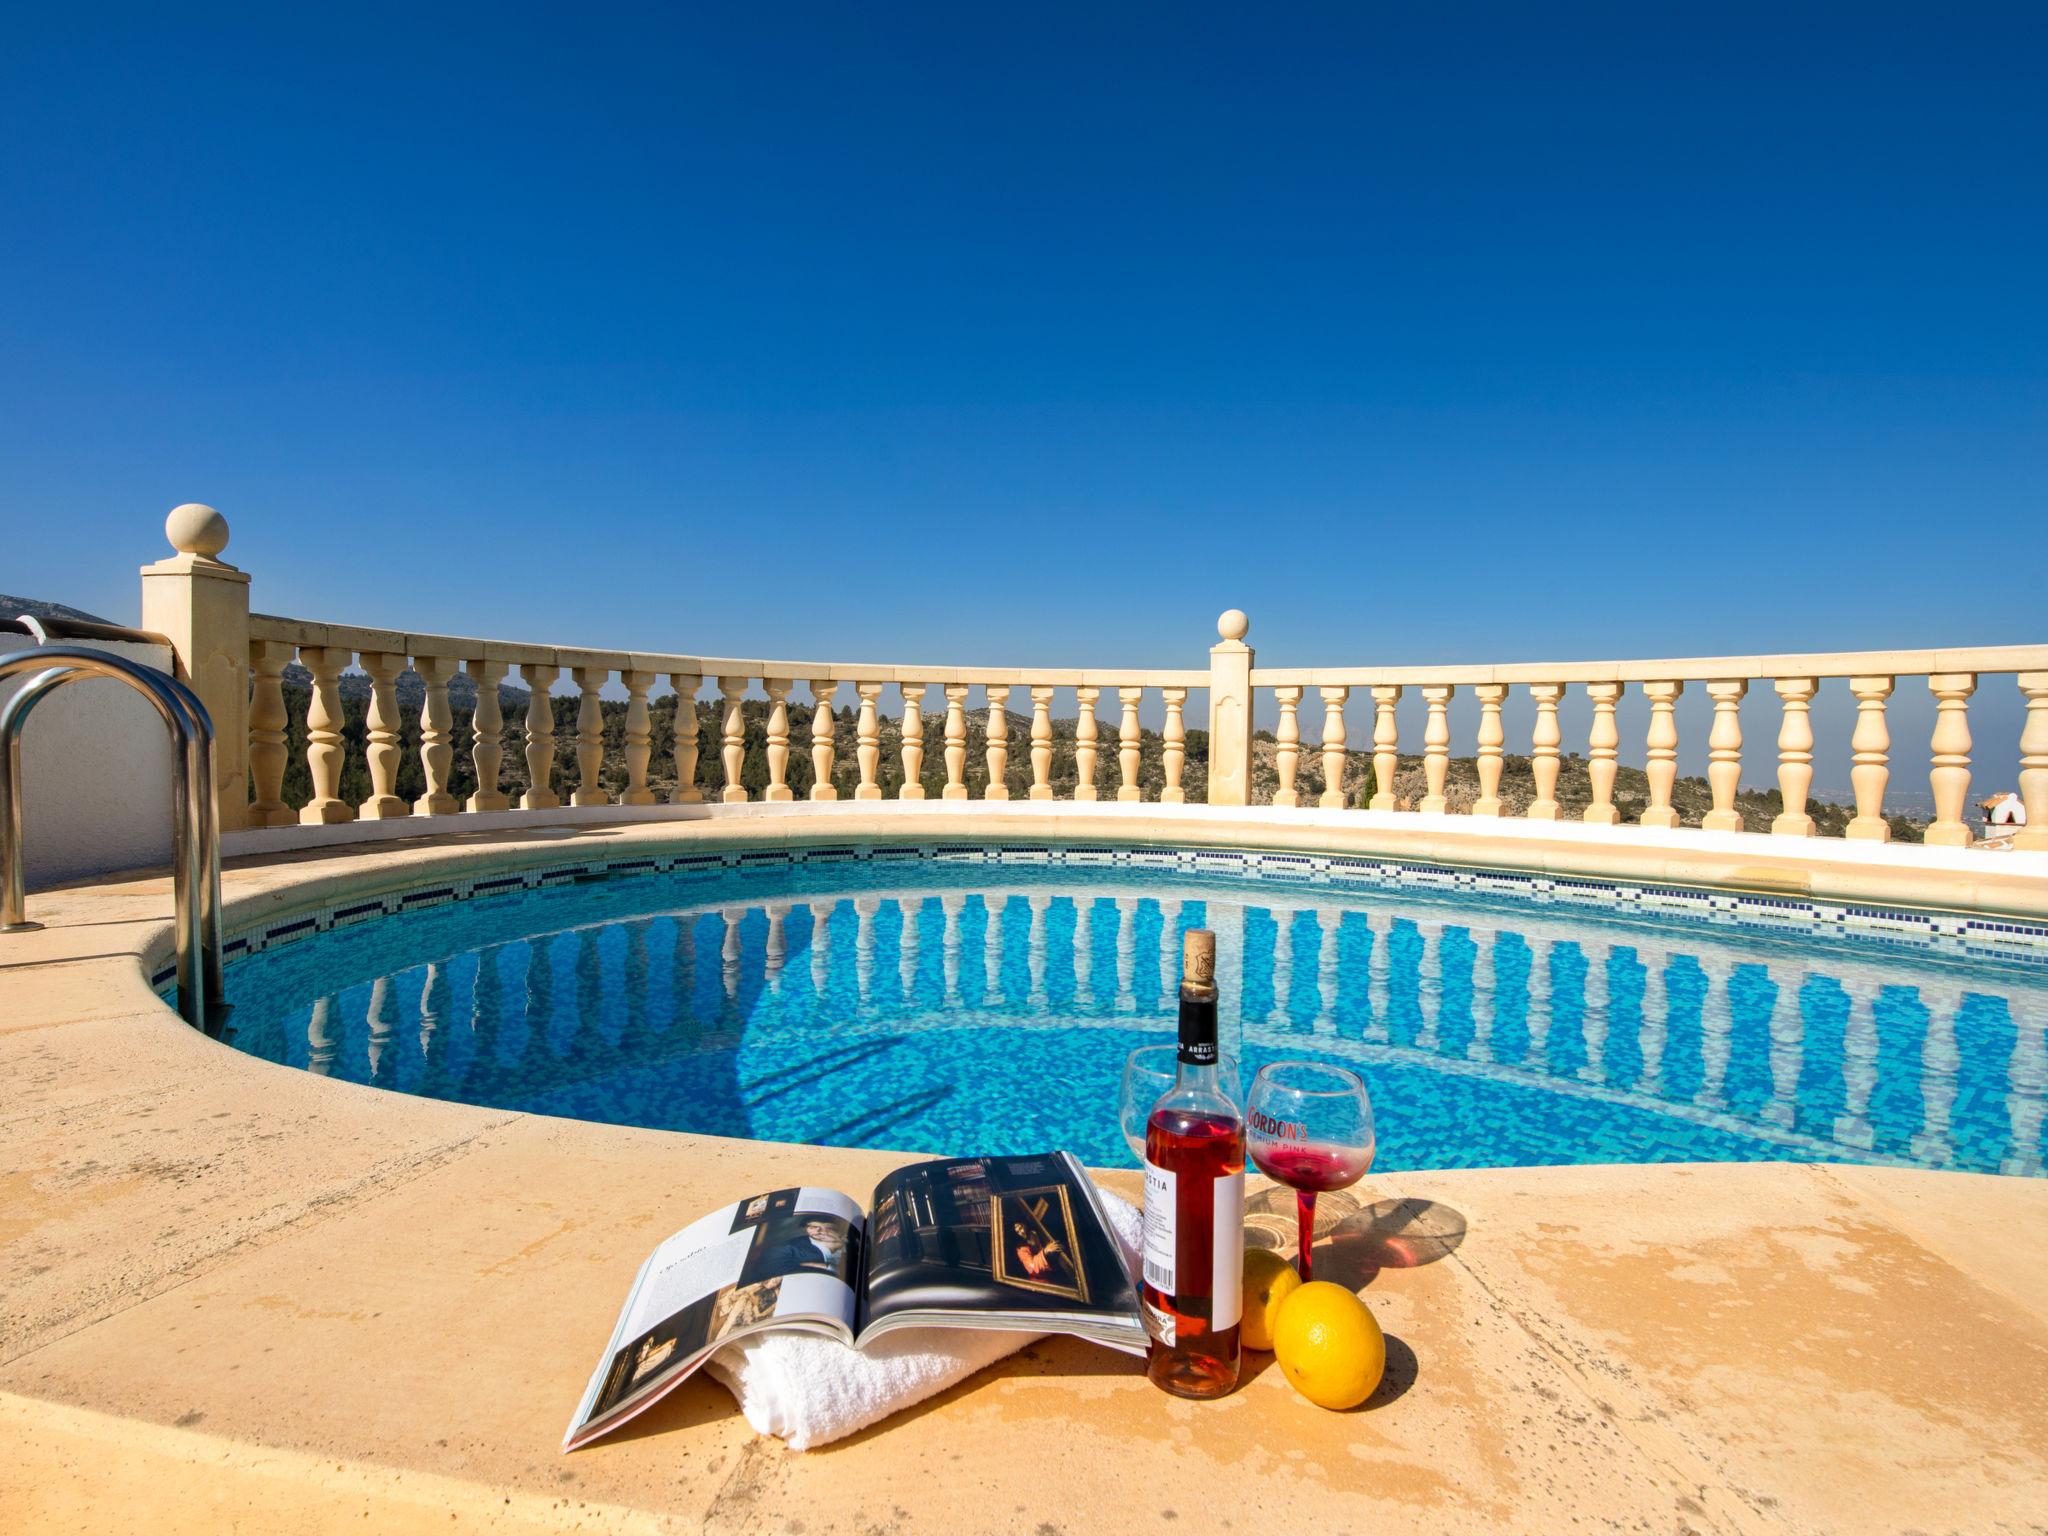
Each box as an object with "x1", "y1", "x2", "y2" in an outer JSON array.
[
  {"x1": 1212, "y1": 1168, "x2": 1245, "y2": 1329},
  {"x1": 1141, "y1": 1160, "x2": 1176, "y2": 1293}
]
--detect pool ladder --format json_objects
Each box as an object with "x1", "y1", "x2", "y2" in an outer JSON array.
[{"x1": 0, "y1": 642, "x2": 228, "y2": 1034}]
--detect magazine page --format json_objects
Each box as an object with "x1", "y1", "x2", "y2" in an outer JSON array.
[
  {"x1": 563, "y1": 1185, "x2": 867, "y2": 1450},
  {"x1": 857, "y1": 1151, "x2": 1144, "y2": 1352}
]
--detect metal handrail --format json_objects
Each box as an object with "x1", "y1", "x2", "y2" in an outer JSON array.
[{"x1": 0, "y1": 646, "x2": 226, "y2": 1033}]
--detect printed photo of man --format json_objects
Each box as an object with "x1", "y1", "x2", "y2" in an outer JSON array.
[{"x1": 769, "y1": 1216, "x2": 849, "y2": 1273}]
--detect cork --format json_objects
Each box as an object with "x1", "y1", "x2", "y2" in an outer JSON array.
[{"x1": 1180, "y1": 928, "x2": 1217, "y2": 992}]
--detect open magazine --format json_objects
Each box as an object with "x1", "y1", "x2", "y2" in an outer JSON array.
[{"x1": 564, "y1": 1150, "x2": 1143, "y2": 1450}]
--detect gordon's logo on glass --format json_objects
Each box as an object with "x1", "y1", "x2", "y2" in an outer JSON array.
[{"x1": 1249, "y1": 1108, "x2": 1305, "y2": 1141}]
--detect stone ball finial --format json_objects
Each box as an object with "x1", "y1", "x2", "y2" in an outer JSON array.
[
  {"x1": 166, "y1": 503, "x2": 229, "y2": 559},
  {"x1": 1217, "y1": 608, "x2": 1250, "y2": 642}
]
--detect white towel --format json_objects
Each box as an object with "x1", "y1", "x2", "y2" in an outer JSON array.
[{"x1": 706, "y1": 1187, "x2": 1143, "y2": 1450}]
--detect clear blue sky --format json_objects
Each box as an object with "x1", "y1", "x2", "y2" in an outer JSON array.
[{"x1": 4, "y1": 5, "x2": 2042, "y2": 715}]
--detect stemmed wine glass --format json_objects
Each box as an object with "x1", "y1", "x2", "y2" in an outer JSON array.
[
  {"x1": 1119, "y1": 1044, "x2": 1243, "y2": 1163},
  {"x1": 1245, "y1": 1061, "x2": 1375, "y2": 1282}
]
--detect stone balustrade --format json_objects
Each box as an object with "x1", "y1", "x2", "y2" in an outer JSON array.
[{"x1": 137, "y1": 508, "x2": 2048, "y2": 852}]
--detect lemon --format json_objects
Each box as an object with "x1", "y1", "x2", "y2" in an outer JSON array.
[
  {"x1": 1241, "y1": 1248, "x2": 1303, "y2": 1352},
  {"x1": 1271, "y1": 1281, "x2": 1385, "y2": 1410}
]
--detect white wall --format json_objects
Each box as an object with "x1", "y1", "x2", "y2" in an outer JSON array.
[{"x1": 0, "y1": 636, "x2": 179, "y2": 891}]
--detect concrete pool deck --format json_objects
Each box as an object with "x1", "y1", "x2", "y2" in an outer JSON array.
[{"x1": 4, "y1": 816, "x2": 2048, "y2": 1533}]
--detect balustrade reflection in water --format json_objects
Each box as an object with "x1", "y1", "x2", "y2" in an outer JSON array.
[{"x1": 236, "y1": 883, "x2": 2048, "y2": 1177}]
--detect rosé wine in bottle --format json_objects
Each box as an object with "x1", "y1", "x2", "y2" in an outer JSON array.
[{"x1": 1141, "y1": 928, "x2": 1245, "y2": 1399}]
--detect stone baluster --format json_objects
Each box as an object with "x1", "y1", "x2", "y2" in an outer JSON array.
[
  {"x1": 1465, "y1": 683, "x2": 1505, "y2": 816},
  {"x1": 668, "y1": 674, "x2": 703, "y2": 804},
  {"x1": 466, "y1": 660, "x2": 510, "y2": 812},
  {"x1": 1117, "y1": 687, "x2": 1144, "y2": 802},
  {"x1": 900, "y1": 684, "x2": 928, "y2": 799},
  {"x1": 808, "y1": 680, "x2": 838, "y2": 801},
  {"x1": 1074, "y1": 686, "x2": 1101, "y2": 801},
  {"x1": 244, "y1": 640, "x2": 292, "y2": 826},
  {"x1": 1526, "y1": 683, "x2": 1563, "y2": 820},
  {"x1": 1583, "y1": 682, "x2": 1622, "y2": 825},
  {"x1": 518, "y1": 664, "x2": 560, "y2": 810},
  {"x1": 571, "y1": 666, "x2": 610, "y2": 806},
  {"x1": 296, "y1": 647, "x2": 357, "y2": 825},
  {"x1": 357, "y1": 650, "x2": 407, "y2": 819},
  {"x1": 2018, "y1": 673, "x2": 2048, "y2": 852},
  {"x1": 1842, "y1": 675, "x2": 1894, "y2": 840},
  {"x1": 761, "y1": 679, "x2": 793, "y2": 802},
  {"x1": 984, "y1": 686, "x2": 1012, "y2": 799},
  {"x1": 1832, "y1": 977, "x2": 1881, "y2": 1150},
  {"x1": 717, "y1": 676, "x2": 749, "y2": 802},
  {"x1": 1702, "y1": 680, "x2": 1747, "y2": 831},
  {"x1": 616, "y1": 670, "x2": 655, "y2": 805},
  {"x1": 1163, "y1": 688, "x2": 1189, "y2": 802},
  {"x1": 413, "y1": 656, "x2": 460, "y2": 815},
  {"x1": 855, "y1": 681, "x2": 885, "y2": 800},
  {"x1": 942, "y1": 685, "x2": 970, "y2": 800},
  {"x1": 1272, "y1": 686, "x2": 1303, "y2": 807},
  {"x1": 1369, "y1": 685, "x2": 1401, "y2": 811},
  {"x1": 1029, "y1": 686, "x2": 1055, "y2": 799},
  {"x1": 1770, "y1": 677, "x2": 1818, "y2": 836},
  {"x1": 1925, "y1": 674, "x2": 1977, "y2": 847},
  {"x1": 1315, "y1": 687, "x2": 1349, "y2": 809},
  {"x1": 1419, "y1": 685, "x2": 1454, "y2": 813},
  {"x1": 1641, "y1": 681, "x2": 1683, "y2": 828}
]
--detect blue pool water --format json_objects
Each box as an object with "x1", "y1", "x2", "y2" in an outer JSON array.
[{"x1": 216, "y1": 850, "x2": 2048, "y2": 1176}]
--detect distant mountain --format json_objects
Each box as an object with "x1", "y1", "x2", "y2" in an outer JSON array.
[{"x1": 0, "y1": 593, "x2": 116, "y2": 626}]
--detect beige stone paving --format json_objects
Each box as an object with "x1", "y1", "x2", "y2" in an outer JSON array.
[{"x1": 3, "y1": 822, "x2": 2047, "y2": 1534}]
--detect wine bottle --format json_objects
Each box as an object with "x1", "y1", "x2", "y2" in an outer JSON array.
[{"x1": 1141, "y1": 928, "x2": 1245, "y2": 1399}]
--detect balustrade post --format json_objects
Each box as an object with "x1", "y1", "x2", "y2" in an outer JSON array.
[
  {"x1": 762, "y1": 679, "x2": 793, "y2": 802},
  {"x1": 466, "y1": 660, "x2": 509, "y2": 811},
  {"x1": 140, "y1": 503, "x2": 252, "y2": 831},
  {"x1": 1582, "y1": 682, "x2": 1621, "y2": 825},
  {"x1": 807, "y1": 680, "x2": 838, "y2": 801},
  {"x1": 1526, "y1": 683, "x2": 1562, "y2": 820},
  {"x1": 413, "y1": 655, "x2": 460, "y2": 815},
  {"x1": 1925, "y1": 673, "x2": 1976, "y2": 846},
  {"x1": 985, "y1": 686, "x2": 1012, "y2": 799},
  {"x1": 1472, "y1": 683, "x2": 1505, "y2": 816},
  {"x1": 357, "y1": 650, "x2": 408, "y2": 819},
  {"x1": 854, "y1": 681, "x2": 885, "y2": 800},
  {"x1": 1641, "y1": 680, "x2": 1683, "y2": 829},
  {"x1": 571, "y1": 666, "x2": 610, "y2": 806},
  {"x1": 1163, "y1": 687, "x2": 1189, "y2": 803},
  {"x1": 1844, "y1": 675, "x2": 1894, "y2": 841},
  {"x1": 1420, "y1": 684, "x2": 1454, "y2": 813},
  {"x1": 942, "y1": 685, "x2": 969, "y2": 800},
  {"x1": 518, "y1": 664, "x2": 561, "y2": 810},
  {"x1": 1272, "y1": 686, "x2": 1303, "y2": 807},
  {"x1": 1205, "y1": 610, "x2": 1254, "y2": 806},
  {"x1": 1075, "y1": 686, "x2": 1101, "y2": 801},
  {"x1": 718, "y1": 675, "x2": 749, "y2": 803},
  {"x1": 298, "y1": 645, "x2": 354, "y2": 823},
  {"x1": 1770, "y1": 677, "x2": 1817, "y2": 836},
  {"x1": 668, "y1": 674, "x2": 702, "y2": 804},
  {"x1": 1701, "y1": 680, "x2": 1746, "y2": 831},
  {"x1": 899, "y1": 684, "x2": 928, "y2": 799},
  {"x1": 1117, "y1": 687, "x2": 1143, "y2": 802},
  {"x1": 2018, "y1": 673, "x2": 2048, "y2": 851},
  {"x1": 1028, "y1": 686, "x2": 1055, "y2": 800},
  {"x1": 1370, "y1": 685, "x2": 1401, "y2": 811},
  {"x1": 246, "y1": 639, "x2": 291, "y2": 826}
]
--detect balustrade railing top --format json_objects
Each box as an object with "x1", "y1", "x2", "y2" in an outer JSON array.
[{"x1": 135, "y1": 505, "x2": 2048, "y2": 856}]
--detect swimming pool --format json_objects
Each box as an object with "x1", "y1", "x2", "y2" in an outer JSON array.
[{"x1": 213, "y1": 843, "x2": 2048, "y2": 1176}]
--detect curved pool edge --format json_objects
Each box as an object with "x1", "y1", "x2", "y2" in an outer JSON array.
[{"x1": 5, "y1": 817, "x2": 2048, "y2": 1531}]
